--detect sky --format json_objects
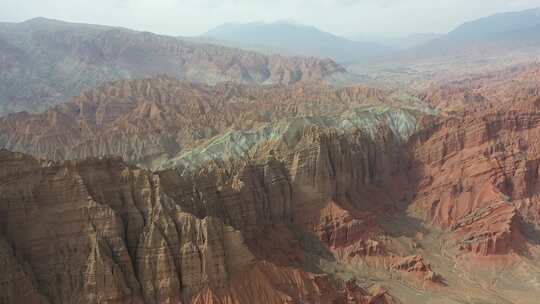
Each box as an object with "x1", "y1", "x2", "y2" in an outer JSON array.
[{"x1": 1, "y1": 0, "x2": 540, "y2": 38}]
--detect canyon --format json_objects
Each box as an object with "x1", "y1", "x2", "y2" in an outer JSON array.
[
  {"x1": 3, "y1": 7, "x2": 540, "y2": 303},
  {"x1": 1, "y1": 62, "x2": 540, "y2": 303}
]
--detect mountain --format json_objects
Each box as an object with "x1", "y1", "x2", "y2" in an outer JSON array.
[
  {"x1": 0, "y1": 17, "x2": 350, "y2": 115},
  {"x1": 0, "y1": 148, "x2": 402, "y2": 304},
  {"x1": 412, "y1": 7, "x2": 540, "y2": 57},
  {"x1": 447, "y1": 7, "x2": 540, "y2": 39},
  {"x1": 350, "y1": 8, "x2": 540, "y2": 86},
  {"x1": 3, "y1": 64, "x2": 540, "y2": 303},
  {"x1": 202, "y1": 21, "x2": 392, "y2": 64},
  {"x1": 5, "y1": 9, "x2": 540, "y2": 304},
  {"x1": 0, "y1": 75, "x2": 431, "y2": 304}
]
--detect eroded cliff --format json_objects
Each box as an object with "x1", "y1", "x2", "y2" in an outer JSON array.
[{"x1": 3, "y1": 65, "x2": 540, "y2": 303}]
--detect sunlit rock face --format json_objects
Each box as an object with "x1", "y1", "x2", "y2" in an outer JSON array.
[{"x1": 409, "y1": 68, "x2": 540, "y2": 256}]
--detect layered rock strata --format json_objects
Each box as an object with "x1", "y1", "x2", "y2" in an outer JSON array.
[
  {"x1": 0, "y1": 110, "x2": 408, "y2": 303},
  {"x1": 0, "y1": 77, "x2": 429, "y2": 168},
  {"x1": 3, "y1": 65, "x2": 540, "y2": 303}
]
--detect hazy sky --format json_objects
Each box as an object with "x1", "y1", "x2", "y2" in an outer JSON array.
[{"x1": 1, "y1": 0, "x2": 540, "y2": 37}]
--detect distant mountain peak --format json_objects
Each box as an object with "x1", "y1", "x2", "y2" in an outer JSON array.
[
  {"x1": 24, "y1": 16, "x2": 54, "y2": 22},
  {"x1": 448, "y1": 7, "x2": 540, "y2": 39},
  {"x1": 22, "y1": 16, "x2": 64, "y2": 25},
  {"x1": 17, "y1": 16, "x2": 114, "y2": 31},
  {"x1": 202, "y1": 21, "x2": 392, "y2": 63}
]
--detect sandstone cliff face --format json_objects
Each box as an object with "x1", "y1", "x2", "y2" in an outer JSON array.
[
  {"x1": 409, "y1": 73, "x2": 540, "y2": 255},
  {"x1": 0, "y1": 74, "x2": 433, "y2": 303},
  {"x1": 0, "y1": 18, "x2": 348, "y2": 114},
  {"x1": 0, "y1": 150, "x2": 258, "y2": 303},
  {"x1": 0, "y1": 118, "x2": 406, "y2": 304}
]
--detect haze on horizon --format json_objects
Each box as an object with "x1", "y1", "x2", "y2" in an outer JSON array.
[{"x1": 1, "y1": 0, "x2": 540, "y2": 39}]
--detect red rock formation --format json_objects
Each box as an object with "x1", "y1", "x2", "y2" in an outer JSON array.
[
  {"x1": 0, "y1": 77, "x2": 423, "y2": 166},
  {"x1": 409, "y1": 67, "x2": 540, "y2": 255},
  {"x1": 0, "y1": 121, "x2": 407, "y2": 303},
  {"x1": 451, "y1": 203, "x2": 521, "y2": 255},
  {"x1": 192, "y1": 270, "x2": 396, "y2": 304},
  {"x1": 3, "y1": 62, "x2": 540, "y2": 303},
  {"x1": 424, "y1": 63, "x2": 540, "y2": 113},
  {"x1": 306, "y1": 200, "x2": 389, "y2": 266},
  {"x1": 390, "y1": 255, "x2": 442, "y2": 283},
  {"x1": 0, "y1": 150, "x2": 258, "y2": 303},
  {"x1": 312, "y1": 201, "x2": 376, "y2": 249}
]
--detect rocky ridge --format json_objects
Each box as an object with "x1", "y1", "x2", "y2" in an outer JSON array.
[
  {"x1": 408, "y1": 65, "x2": 540, "y2": 257},
  {"x1": 0, "y1": 17, "x2": 349, "y2": 114},
  {"x1": 0, "y1": 123, "x2": 407, "y2": 303},
  {"x1": 3, "y1": 64, "x2": 540, "y2": 303},
  {"x1": 0, "y1": 77, "x2": 430, "y2": 169}
]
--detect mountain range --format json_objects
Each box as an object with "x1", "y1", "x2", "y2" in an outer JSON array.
[
  {"x1": 201, "y1": 21, "x2": 392, "y2": 63},
  {"x1": 201, "y1": 7, "x2": 540, "y2": 66},
  {"x1": 408, "y1": 7, "x2": 540, "y2": 57},
  {"x1": 2, "y1": 6, "x2": 540, "y2": 304},
  {"x1": 0, "y1": 17, "x2": 350, "y2": 115},
  {"x1": 3, "y1": 63, "x2": 540, "y2": 303},
  {"x1": 198, "y1": 8, "x2": 540, "y2": 86},
  {"x1": 353, "y1": 7, "x2": 540, "y2": 85},
  {"x1": 2, "y1": 7, "x2": 539, "y2": 116}
]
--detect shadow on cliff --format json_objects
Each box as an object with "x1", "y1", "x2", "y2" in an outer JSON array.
[
  {"x1": 157, "y1": 127, "x2": 435, "y2": 275},
  {"x1": 519, "y1": 221, "x2": 540, "y2": 251},
  {"x1": 159, "y1": 159, "x2": 337, "y2": 273}
]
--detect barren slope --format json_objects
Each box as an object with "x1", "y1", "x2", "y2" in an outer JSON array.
[{"x1": 0, "y1": 17, "x2": 349, "y2": 114}]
